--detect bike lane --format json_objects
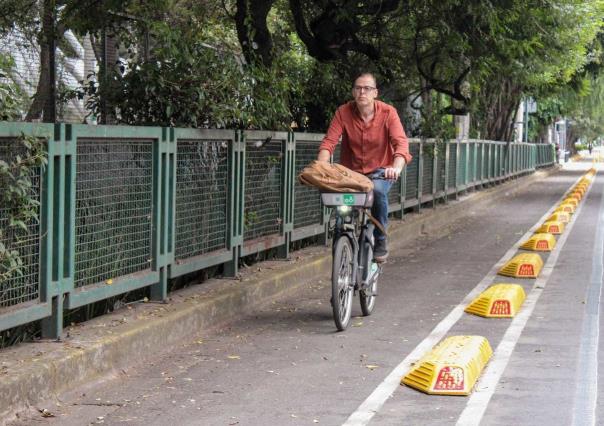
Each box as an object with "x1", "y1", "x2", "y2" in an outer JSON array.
[
  {"x1": 7, "y1": 165, "x2": 596, "y2": 426},
  {"x1": 364, "y1": 163, "x2": 601, "y2": 425}
]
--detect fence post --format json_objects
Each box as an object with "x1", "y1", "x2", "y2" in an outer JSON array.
[
  {"x1": 277, "y1": 132, "x2": 295, "y2": 259},
  {"x1": 224, "y1": 131, "x2": 245, "y2": 277},
  {"x1": 431, "y1": 144, "x2": 438, "y2": 207},
  {"x1": 38, "y1": 125, "x2": 55, "y2": 337},
  {"x1": 417, "y1": 142, "x2": 424, "y2": 212},
  {"x1": 485, "y1": 144, "x2": 490, "y2": 184},
  {"x1": 509, "y1": 144, "x2": 513, "y2": 175},
  {"x1": 482, "y1": 143, "x2": 487, "y2": 186},
  {"x1": 465, "y1": 143, "x2": 471, "y2": 189},
  {"x1": 149, "y1": 127, "x2": 174, "y2": 301},
  {"x1": 398, "y1": 162, "x2": 407, "y2": 218},
  {"x1": 500, "y1": 144, "x2": 505, "y2": 179},
  {"x1": 455, "y1": 142, "x2": 461, "y2": 195},
  {"x1": 444, "y1": 141, "x2": 450, "y2": 203},
  {"x1": 523, "y1": 145, "x2": 527, "y2": 173},
  {"x1": 507, "y1": 143, "x2": 512, "y2": 177},
  {"x1": 41, "y1": 123, "x2": 74, "y2": 339},
  {"x1": 466, "y1": 141, "x2": 479, "y2": 190}
]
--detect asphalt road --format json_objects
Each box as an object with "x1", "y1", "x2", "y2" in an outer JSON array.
[{"x1": 9, "y1": 160, "x2": 603, "y2": 426}]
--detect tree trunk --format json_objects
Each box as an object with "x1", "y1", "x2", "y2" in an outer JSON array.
[
  {"x1": 235, "y1": 0, "x2": 274, "y2": 66},
  {"x1": 480, "y1": 77, "x2": 522, "y2": 142},
  {"x1": 25, "y1": 0, "x2": 56, "y2": 122}
]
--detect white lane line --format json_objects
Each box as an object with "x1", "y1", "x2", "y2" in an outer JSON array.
[
  {"x1": 343, "y1": 175, "x2": 583, "y2": 426},
  {"x1": 571, "y1": 177, "x2": 603, "y2": 426},
  {"x1": 456, "y1": 175, "x2": 594, "y2": 426}
]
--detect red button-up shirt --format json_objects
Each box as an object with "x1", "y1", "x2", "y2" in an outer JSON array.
[{"x1": 319, "y1": 100, "x2": 412, "y2": 174}]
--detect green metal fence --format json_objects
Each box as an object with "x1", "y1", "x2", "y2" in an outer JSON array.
[{"x1": 0, "y1": 122, "x2": 556, "y2": 337}]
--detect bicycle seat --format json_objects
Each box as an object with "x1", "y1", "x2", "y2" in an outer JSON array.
[{"x1": 321, "y1": 191, "x2": 374, "y2": 208}]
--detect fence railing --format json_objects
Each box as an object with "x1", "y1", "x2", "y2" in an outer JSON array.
[{"x1": 0, "y1": 122, "x2": 556, "y2": 337}]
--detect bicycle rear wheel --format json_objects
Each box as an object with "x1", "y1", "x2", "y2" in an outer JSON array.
[{"x1": 331, "y1": 236, "x2": 354, "y2": 331}]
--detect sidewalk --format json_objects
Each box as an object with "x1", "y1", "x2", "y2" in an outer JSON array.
[{"x1": 0, "y1": 168, "x2": 558, "y2": 424}]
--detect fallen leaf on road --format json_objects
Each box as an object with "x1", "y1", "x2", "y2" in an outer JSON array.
[
  {"x1": 366, "y1": 365, "x2": 379, "y2": 370},
  {"x1": 227, "y1": 355, "x2": 241, "y2": 360},
  {"x1": 38, "y1": 408, "x2": 55, "y2": 418}
]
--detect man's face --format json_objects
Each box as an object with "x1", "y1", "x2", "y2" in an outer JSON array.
[{"x1": 352, "y1": 75, "x2": 378, "y2": 108}]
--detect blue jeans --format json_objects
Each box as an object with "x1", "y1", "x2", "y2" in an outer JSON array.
[{"x1": 366, "y1": 168, "x2": 393, "y2": 241}]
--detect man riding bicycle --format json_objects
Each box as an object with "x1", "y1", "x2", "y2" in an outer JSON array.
[{"x1": 317, "y1": 72, "x2": 413, "y2": 263}]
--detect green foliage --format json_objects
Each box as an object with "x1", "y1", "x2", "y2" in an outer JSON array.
[
  {"x1": 244, "y1": 210, "x2": 259, "y2": 229},
  {"x1": 7, "y1": 0, "x2": 604, "y2": 139},
  {"x1": 67, "y1": 19, "x2": 305, "y2": 130},
  {"x1": 0, "y1": 134, "x2": 47, "y2": 282},
  {"x1": 574, "y1": 142, "x2": 588, "y2": 151},
  {"x1": 533, "y1": 71, "x2": 604, "y2": 145},
  {"x1": 0, "y1": 54, "x2": 24, "y2": 121}
]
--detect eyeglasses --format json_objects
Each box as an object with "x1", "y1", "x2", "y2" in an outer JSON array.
[{"x1": 353, "y1": 85, "x2": 376, "y2": 93}]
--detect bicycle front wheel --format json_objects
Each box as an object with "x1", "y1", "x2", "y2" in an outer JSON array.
[
  {"x1": 360, "y1": 232, "x2": 378, "y2": 316},
  {"x1": 331, "y1": 236, "x2": 354, "y2": 331}
]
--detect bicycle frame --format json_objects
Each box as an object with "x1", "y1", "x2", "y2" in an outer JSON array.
[
  {"x1": 322, "y1": 191, "x2": 381, "y2": 330},
  {"x1": 331, "y1": 206, "x2": 375, "y2": 291}
]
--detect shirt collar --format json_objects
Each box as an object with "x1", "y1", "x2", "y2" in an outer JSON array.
[{"x1": 352, "y1": 100, "x2": 379, "y2": 119}]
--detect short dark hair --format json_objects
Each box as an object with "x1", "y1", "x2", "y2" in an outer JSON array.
[{"x1": 354, "y1": 72, "x2": 377, "y2": 88}]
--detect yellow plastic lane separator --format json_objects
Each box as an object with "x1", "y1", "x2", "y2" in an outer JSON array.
[
  {"x1": 555, "y1": 203, "x2": 576, "y2": 214},
  {"x1": 520, "y1": 233, "x2": 556, "y2": 251},
  {"x1": 569, "y1": 192, "x2": 583, "y2": 202},
  {"x1": 536, "y1": 220, "x2": 565, "y2": 235},
  {"x1": 547, "y1": 212, "x2": 570, "y2": 224},
  {"x1": 401, "y1": 336, "x2": 493, "y2": 396},
  {"x1": 564, "y1": 198, "x2": 579, "y2": 208},
  {"x1": 465, "y1": 284, "x2": 527, "y2": 318},
  {"x1": 498, "y1": 253, "x2": 543, "y2": 278}
]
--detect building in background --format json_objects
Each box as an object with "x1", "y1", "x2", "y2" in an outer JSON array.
[{"x1": 1, "y1": 28, "x2": 98, "y2": 123}]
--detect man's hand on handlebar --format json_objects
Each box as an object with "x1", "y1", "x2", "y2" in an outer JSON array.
[
  {"x1": 384, "y1": 157, "x2": 406, "y2": 180},
  {"x1": 383, "y1": 167, "x2": 402, "y2": 180}
]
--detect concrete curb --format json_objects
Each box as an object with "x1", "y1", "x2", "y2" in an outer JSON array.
[{"x1": 0, "y1": 168, "x2": 558, "y2": 423}]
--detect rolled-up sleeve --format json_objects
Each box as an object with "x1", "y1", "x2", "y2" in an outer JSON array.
[
  {"x1": 319, "y1": 108, "x2": 343, "y2": 155},
  {"x1": 388, "y1": 110, "x2": 412, "y2": 165}
]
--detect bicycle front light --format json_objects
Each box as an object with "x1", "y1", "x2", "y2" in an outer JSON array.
[{"x1": 337, "y1": 205, "x2": 352, "y2": 214}]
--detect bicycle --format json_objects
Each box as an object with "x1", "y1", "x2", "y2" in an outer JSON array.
[{"x1": 321, "y1": 191, "x2": 383, "y2": 331}]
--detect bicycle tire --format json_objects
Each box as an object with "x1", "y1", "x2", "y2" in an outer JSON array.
[
  {"x1": 331, "y1": 236, "x2": 354, "y2": 331},
  {"x1": 360, "y1": 243, "x2": 378, "y2": 316}
]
